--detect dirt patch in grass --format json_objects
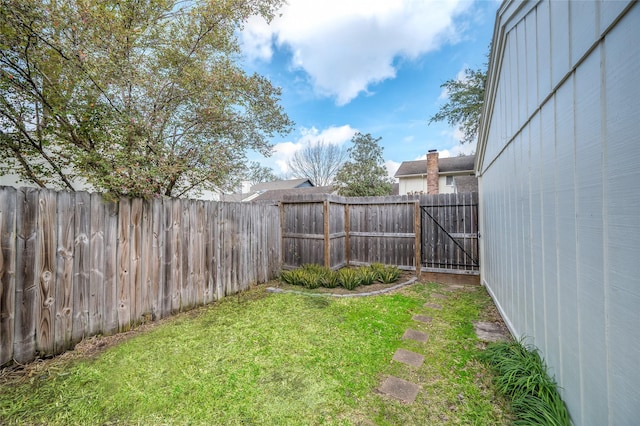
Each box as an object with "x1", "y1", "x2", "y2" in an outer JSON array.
[{"x1": 0, "y1": 322, "x2": 159, "y2": 387}]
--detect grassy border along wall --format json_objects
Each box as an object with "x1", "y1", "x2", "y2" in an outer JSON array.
[{"x1": 479, "y1": 338, "x2": 571, "y2": 426}]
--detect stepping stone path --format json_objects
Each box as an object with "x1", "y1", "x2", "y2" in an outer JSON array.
[
  {"x1": 392, "y1": 348, "x2": 425, "y2": 368},
  {"x1": 377, "y1": 285, "x2": 477, "y2": 405},
  {"x1": 378, "y1": 376, "x2": 421, "y2": 404},
  {"x1": 402, "y1": 329, "x2": 429, "y2": 343},
  {"x1": 424, "y1": 302, "x2": 442, "y2": 310},
  {"x1": 473, "y1": 321, "x2": 510, "y2": 342},
  {"x1": 412, "y1": 314, "x2": 432, "y2": 323}
]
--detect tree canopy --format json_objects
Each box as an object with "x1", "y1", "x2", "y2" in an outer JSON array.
[
  {"x1": 286, "y1": 140, "x2": 346, "y2": 186},
  {"x1": 333, "y1": 132, "x2": 393, "y2": 197},
  {"x1": 429, "y1": 67, "x2": 486, "y2": 145},
  {"x1": 0, "y1": 0, "x2": 292, "y2": 199},
  {"x1": 244, "y1": 161, "x2": 278, "y2": 187}
]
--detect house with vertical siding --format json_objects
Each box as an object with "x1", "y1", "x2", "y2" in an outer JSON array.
[{"x1": 476, "y1": 1, "x2": 639, "y2": 424}]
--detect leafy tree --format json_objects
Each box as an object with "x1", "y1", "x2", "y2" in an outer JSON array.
[
  {"x1": 429, "y1": 67, "x2": 486, "y2": 144},
  {"x1": 0, "y1": 0, "x2": 292, "y2": 199},
  {"x1": 286, "y1": 140, "x2": 346, "y2": 186},
  {"x1": 244, "y1": 161, "x2": 278, "y2": 187},
  {"x1": 333, "y1": 133, "x2": 393, "y2": 197}
]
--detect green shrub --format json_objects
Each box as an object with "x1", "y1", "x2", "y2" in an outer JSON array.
[
  {"x1": 320, "y1": 269, "x2": 340, "y2": 288},
  {"x1": 370, "y1": 262, "x2": 385, "y2": 277},
  {"x1": 301, "y1": 263, "x2": 325, "y2": 274},
  {"x1": 377, "y1": 265, "x2": 402, "y2": 284},
  {"x1": 338, "y1": 268, "x2": 361, "y2": 290},
  {"x1": 280, "y1": 269, "x2": 301, "y2": 286},
  {"x1": 357, "y1": 266, "x2": 377, "y2": 285},
  {"x1": 299, "y1": 270, "x2": 321, "y2": 289},
  {"x1": 479, "y1": 339, "x2": 571, "y2": 426}
]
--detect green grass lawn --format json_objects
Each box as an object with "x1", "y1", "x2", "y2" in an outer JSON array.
[{"x1": 0, "y1": 281, "x2": 511, "y2": 425}]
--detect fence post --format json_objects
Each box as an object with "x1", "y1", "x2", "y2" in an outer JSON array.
[
  {"x1": 344, "y1": 202, "x2": 350, "y2": 268},
  {"x1": 323, "y1": 200, "x2": 330, "y2": 269},
  {"x1": 279, "y1": 201, "x2": 285, "y2": 269},
  {"x1": 414, "y1": 200, "x2": 422, "y2": 280}
]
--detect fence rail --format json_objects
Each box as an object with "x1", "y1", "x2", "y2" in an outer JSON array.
[{"x1": 0, "y1": 187, "x2": 280, "y2": 365}]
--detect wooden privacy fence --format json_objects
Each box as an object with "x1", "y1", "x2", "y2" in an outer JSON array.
[
  {"x1": 280, "y1": 193, "x2": 479, "y2": 274},
  {"x1": 281, "y1": 194, "x2": 421, "y2": 270},
  {"x1": 0, "y1": 186, "x2": 280, "y2": 365}
]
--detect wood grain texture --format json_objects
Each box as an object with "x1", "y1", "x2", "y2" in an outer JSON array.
[
  {"x1": 36, "y1": 190, "x2": 56, "y2": 355},
  {"x1": 130, "y1": 198, "x2": 143, "y2": 323},
  {"x1": 117, "y1": 198, "x2": 131, "y2": 332},
  {"x1": 102, "y1": 200, "x2": 119, "y2": 335},
  {"x1": 13, "y1": 188, "x2": 39, "y2": 363},
  {"x1": 0, "y1": 187, "x2": 17, "y2": 365},
  {"x1": 1, "y1": 187, "x2": 283, "y2": 365},
  {"x1": 54, "y1": 191, "x2": 74, "y2": 352},
  {"x1": 72, "y1": 192, "x2": 90, "y2": 343},
  {"x1": 89, "y1": 193, "x2": 105, "y2": 336}
]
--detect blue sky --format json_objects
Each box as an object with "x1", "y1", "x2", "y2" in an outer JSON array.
[{"x1": 240, "y1": 0, "x2": 499, "y2": 179}]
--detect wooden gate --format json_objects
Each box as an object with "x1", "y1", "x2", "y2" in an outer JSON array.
[{"x1": 420, "y1": 193, "x2": 479, "y2": 274}]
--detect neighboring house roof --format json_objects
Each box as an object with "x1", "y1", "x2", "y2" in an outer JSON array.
[
  {"x1": 394, "y1": 155, "x2": 475, "y2": 178},
  {"x1": 220, "y1": 193, "x2": 246, "y2": 202},
  {"x1": 252, "y1": 186, "x2": 335, "y2": 202},
  {"x1": 453, "y1": 175, "x2": 478, "y2": 193},
  {"x1": 394, "y1": 160, "x2": 427, "y2": 177},
  {"x1": 250, "y1": 178, "x2": 314, "y2": 192},
  {"x1": 438, "y1": 155, "x2": 475, "y2": 173}
]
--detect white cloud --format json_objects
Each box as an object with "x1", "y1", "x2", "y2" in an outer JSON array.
[
  {"x1": 272, "y1": 125, "x2": 357, "y2": 174},
  {"x1": 385, "y1": 160, "x2": 401, "y2": 180},
  {"x1": 242, "y1": 0, "x2": 473, "y2": 105}
]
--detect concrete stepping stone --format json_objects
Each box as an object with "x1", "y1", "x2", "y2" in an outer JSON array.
[
  {"x1": 392, "y1": 348, "x2": 425, "y2": 368},
  {"x1": 473, "y1": 321, "x2": 510, "y2": 342},
  {"x1": 402, "y1": 329, "x2": 429, "y2": 343},
  {"x1": 412, "y1": 314, "x2": 432, "y2": 323},
  {"x1": 378, "y1": 376, "x2": 420, "y2": 404},
  {"x1": 424, "y1": 302, "x2": 442, "y2": 310}
]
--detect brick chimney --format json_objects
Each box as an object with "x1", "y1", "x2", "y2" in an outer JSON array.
[{"x1": 427, "y1": 149, "x2": 439, "y2": 194}]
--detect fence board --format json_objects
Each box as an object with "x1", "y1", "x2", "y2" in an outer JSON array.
[
  {"x1": 0, "y1": 187, "x2": 17, "y2": 366},
  {"x1": 150, "y1": 198, "x2": 163, "y2": 319},
  {"x1": 140, "y1": 200, "x2": 153, "y2": 321},
  {"x1": 36, "y1": 190, "x2": 56, "y2": 355},
  {"x1": 72, "y1": 191, "x2": 90, "y2": 343},
  {"x1": 181, "y1": 200, "x2": 192, "y2": 311},
  {"x1": 170, "y1": 199, "x2": 182, "y2": 313},
  {"x1": 161, "y1": 199, "x2": 173, "y2": 316},
  {"x1": 130, "y1": 198, "x2": 143, "y2": 323},
  {"x1": 89, "y1": 193, "x2": 105, "y2": 336},
  {"x1": 103, "y1": 201, "x2": 119, "y2": 334},
  {"x1": 55, "y1": 192, "x2": 75, "y2": 351},
  {"x1": 117, "y1": 198, "x2": 131, "y2": 332},
  {"x1": 14, "y1": 188, "x2": 39, "y2": 363}
]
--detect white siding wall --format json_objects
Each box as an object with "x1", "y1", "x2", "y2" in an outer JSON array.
[
  {"x1": 398, "y1": 176, "x2": 427, "y2": 194},
  {"x1": 477, "y1": 1, "x2": 639, "y2": 424},
  {"x1": 438, "y1": 176, "x2": 455, "y2": 194}
]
